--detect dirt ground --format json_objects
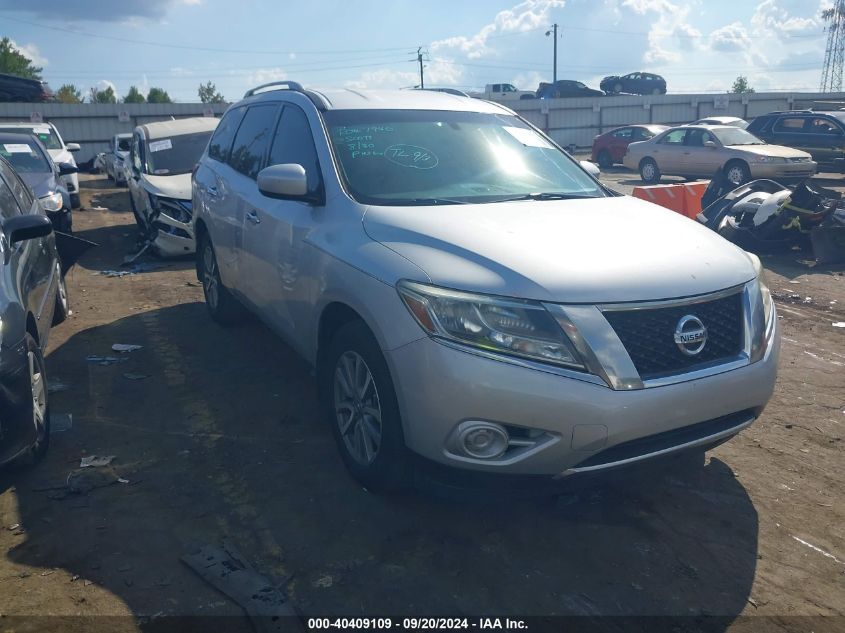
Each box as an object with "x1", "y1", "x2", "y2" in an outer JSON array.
[{"x1": 0, "y1": 172, "x2": 842, "y2": 632}]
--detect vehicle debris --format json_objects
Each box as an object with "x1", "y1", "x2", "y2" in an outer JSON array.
[
  {"x1": 181, "y1": 541, "x2": 300, "y2": 632},
  {"x1": 111, "y1": 343, "x2": 143, "y2": 353},
  {"x1": 833, "y1": 322, "x2": 845, "y2": 328},
  {"x1": 80, "y1": 455, "x2": 115, "y2": 468},
  {"x1": 99, "y1": 270, "x2": 136, "y2": 278}
]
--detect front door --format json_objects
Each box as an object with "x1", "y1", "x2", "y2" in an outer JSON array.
[
  {"x1": 652, "y1": 129, "x2": 689, "y2": 175},
  {"x1": 241, "y1": 104, "x2": 324, "y2": 341}
]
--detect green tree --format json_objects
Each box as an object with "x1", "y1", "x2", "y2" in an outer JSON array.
[
  {"x1": 55, "y1": 84, "x2": 83, "y2": 103},
  {"x1": 123, "y1": 85, "x2": 146, "y2": 103},
  {"x1": 0, "y1": 37, "x2": 42, "y2": 79},
  {"x1": 198, "y1": 81, "x2": 225, "y2": 104},
  {"x1": 146, "y1": 87, "x2": 172, "y2": 103},
  {"x1": 89, "y1": 85, "x2": 117, "y2": 104},
  {"x1": 730, "y1": 76, "x2": 755, "y2": 94}
]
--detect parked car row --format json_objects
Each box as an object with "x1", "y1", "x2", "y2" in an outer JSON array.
[{"x1": 186, "y1": 81, "x2": 779, "y2": 491}]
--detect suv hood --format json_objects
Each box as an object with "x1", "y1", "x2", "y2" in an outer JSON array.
[
  {"x1": 141, "y1": 173, "x2": 190, "y2": 200},
  {"x1": 731, "y1": 144, "x2": 811, "y2": 159},
  {"x1": 363, "y1": 196, "x2": 756, "y2": 304}
]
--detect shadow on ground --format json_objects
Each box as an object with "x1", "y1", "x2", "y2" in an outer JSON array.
[{"x1": 0, "y1": 297, "x2": 761, "y2": 628}]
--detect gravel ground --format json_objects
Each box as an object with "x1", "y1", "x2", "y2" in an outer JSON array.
[{"x1": 0, "y1": 173, "x2": 841, "y2": 632}]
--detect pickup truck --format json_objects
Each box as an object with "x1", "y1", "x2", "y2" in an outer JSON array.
[
  {"x1": 468, "y1": 83, "x2": 535, "y2": 100},
  {"x1": 104, "y1": 133, "x2": 132, "y2": 185}
]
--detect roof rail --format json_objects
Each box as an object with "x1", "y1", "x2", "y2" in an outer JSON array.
[
  {"x1": 244, "y1": 81, "x2": 305, "y2": 98},
  {"x1": 767, "y1": 109, "x2": 813, "y2": 114}
]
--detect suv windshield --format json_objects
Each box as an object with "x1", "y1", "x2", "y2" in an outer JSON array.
[
  {"x1": 145, "y1": 131, "x2": 214, "y2": 175},
  {"x1": 0, "y1": 126, "x2": 61, "y2": 150},
  {"x1": 712, "y1": 128, "x2": 765, "y2": 146},
  {"x1": 324, "y1": 110, "x2": 604, "y2": 205},
  {"x1": 0, "y1": 141, "x2": 50, "y2": 173}
]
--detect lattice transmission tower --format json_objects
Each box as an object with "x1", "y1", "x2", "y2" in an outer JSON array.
[{"x1": 821, "y1": 0, "x2": 845, "y2": 92}]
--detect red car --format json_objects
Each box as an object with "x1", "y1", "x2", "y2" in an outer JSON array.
[{"x1": 591, "y1": 124, "x2": 668, "y2": 168}]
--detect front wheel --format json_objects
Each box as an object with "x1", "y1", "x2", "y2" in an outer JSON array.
[
  {"x1": 597, "y1": 150, "x2": 613, "y2": 169},
  {"x1": 724, "y1": 161, "x2": 750, "y2": 186},
  {"x1": 197, "y1": 233, "x2": 247, "y2": 326},
  {"x1": 24, "y1": 334, "x2": 50, "y2": 463},
  {"x1": 639, "y1": 158, "x2": 661, "y2": 183},
  {"x1": 322, "y1": 321, "x2": 409, "y2": 491}
]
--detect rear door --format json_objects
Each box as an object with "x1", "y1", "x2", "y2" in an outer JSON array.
[
  {"x1": 223, "y1": 103, "x2": 281, "y2": 307},
  {"x1": 652, "y1": 128, "x2": 688, "y2": 175},
  {"x1": 770, "y1": 115, "x2": 811, "y2": 156},
  {"x1": 195, "y1": 105, "x2": 246, "y2": 284},
  {"x1": 609, "y1": 127, "x2": 633, "y2": 162},
  {"x1": 801, "y1": 116, "x2": 845, "y2": 165}
]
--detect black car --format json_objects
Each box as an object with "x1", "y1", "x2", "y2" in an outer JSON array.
[
  {"x1": 0, "y1": 133, "x2": 76, "y2": 233},
  {"x1": 0, "y1": 73, "x2": 55, "y2": 103},
  {"x1": 601, "y1": 72, "x2": 667, "y2": 96},
  {"x1": 0, "y1": 154, "x2": 69, "y2": 466},
  {"x1": 747, "y1": 110, "x2": 845, "y2": 171},
  {"x1": 536, "y1": 80, "x2": 604, "y2": 99}
]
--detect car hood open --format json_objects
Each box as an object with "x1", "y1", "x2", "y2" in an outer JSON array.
[
  {"x1": 363, "y1": 195, "x2": 756, "y2": 304},
  {"x1": 141, "y1": 173, "x2": 191, "y2": 200}
]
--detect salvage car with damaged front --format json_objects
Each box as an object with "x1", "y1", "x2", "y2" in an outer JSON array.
[{"x1": 193, "y1": 83, "x2": 780, "y2": 491}]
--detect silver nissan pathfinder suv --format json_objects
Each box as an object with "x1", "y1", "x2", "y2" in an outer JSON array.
[{"x1": 192, "y1": 82, "x2": 779, "y2": 490}]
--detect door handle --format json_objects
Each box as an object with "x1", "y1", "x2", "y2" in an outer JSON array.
[
  {"x1": 246, "y1": 210, "x2": 260, "y2": 225},
  {"x1": 207, "y1": 185, "x2": 219, "y2": 197}
]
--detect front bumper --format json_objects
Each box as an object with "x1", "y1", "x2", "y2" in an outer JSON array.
[
  {"x1": 386, "y1": 319, "x2": 779, "y2": 477},
  {"x1": 750, "y1": 161, "x2": 817, "y2": 181}
]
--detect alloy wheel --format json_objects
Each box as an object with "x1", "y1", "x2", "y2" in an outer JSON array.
[
  {"x1": 642, "y1": 163, "x2": 655, "y2": 180},
  {"x1": 202, "y1": 243, "x2": 219, "y2": 310},
  {"x1": 28, "y1": 351, "x2": 47, "y2": 446},
  {"x1": 333, "y1": 351, "x2": 382, "y2": 466},
  {"x1": 727, "y1": 166, "x2": 745, "y2": 185}
]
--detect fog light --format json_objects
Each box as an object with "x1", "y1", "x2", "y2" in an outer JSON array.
[{"x1": 458, "y1": 423, "x2": 509, "y2": 459}]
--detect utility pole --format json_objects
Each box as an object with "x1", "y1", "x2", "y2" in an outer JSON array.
[
  {"x1": 417, "y1": 47, "x2": 425, "y2": 89},
  {"x1": 546, "y1": 24, "x2": 559, "y2": 83}
]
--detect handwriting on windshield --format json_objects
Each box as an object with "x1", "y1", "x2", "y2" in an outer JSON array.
[
  {"x1": 384, "y1": 144, "x2": 438, "y2": 169},
  {"x1": 333, "y1": 125, "x2": 396, "y2": 160}
]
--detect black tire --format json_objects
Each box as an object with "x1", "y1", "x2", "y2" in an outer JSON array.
[
  {"x1": 321, "y1": 320, "x2": 409, "y2": 491},
  {"x1": 197, "y1": 232, "x2": 247, "y2": 326},
  {"x1": 70, "y1": 193, "x2": 80, "y2": 210},
  {"x1": 639, "y1": 158, "x2": 661, "y2": 183},
  {"x1": 23, "y1": 333, "x2": 50, "y2": 463},
  {"x1": 52, "y1": 265, "x2": 69, "y2": 325},
  {"x1": 724, "y1": 160, "x2": 751, "y2": 186},
  {"x1": 613, "y1": 83, "x2": 622, "y2": 94},
  {"x1": 597, "y1": 150, "x2": 613, "y2": 169}
]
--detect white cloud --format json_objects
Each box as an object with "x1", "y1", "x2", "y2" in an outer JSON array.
[
  {"x1": 345, "y1": 68, "x2": 419, "y2": 90},
  {"x1": 245, "y1": 67, "x2": 287, "y2": 85},
  {"x1": 8, "y1": 39, "x2": 48, "y2": 67},
  {"x1": 432, "y1": 0, "x2": 565, "y2": 59},
  {"x1": 710, "y1": 22, "x2": 752, "y2": 52},
  {"x1": 751, "y1": 0, "x2": 819, "y2": 38}
]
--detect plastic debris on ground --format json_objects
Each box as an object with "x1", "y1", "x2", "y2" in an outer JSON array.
[
  {"x1": 80, "y1": 455, "x2": 116, "y2": 468},
  {"x1": 833, "y1": 322, "x2": 845, "y2": 328},
  {"x1": 122, "y1": 372, "x2": 150, "y2": 381},
  {"x1": 51, "y1": 413, "x2": 73, "y2": 433},
  {"x1": 86, "y1": 355, "x2": 125, "y2": 365},
  {"x1": 99, "y1": 270, "x2": 135, "y2": 278},
  {"x1": 111, "y1": 343, "x2": 143, "y2": 353}
]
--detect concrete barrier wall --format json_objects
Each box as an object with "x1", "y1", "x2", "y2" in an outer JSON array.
[
  {"x1": 0, "y1": 102, "x2": 229, "y2": 163},
  {"x1": 505, "y1": 91, "x2": 845, "y2": 149}
]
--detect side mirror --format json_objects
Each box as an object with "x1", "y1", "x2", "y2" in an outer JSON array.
[
  {"x1": 58, "y1": 162, "x2": 78, "y2": 176},
  {"x1": 3, "y1": 214, "x2": 53, "y2": 244},
  {"x1": 580, "y1": 160, "x2": 601, "y2": 177},
  {"x1": 66, "y1": 143, "x2": 81, "y2": 152},
  {"x1": 257, "y1": 163, "x2": 308, "y2": 199},
  {"x1": 703, "y1": 140, "x2": 717, "y2": 148}
]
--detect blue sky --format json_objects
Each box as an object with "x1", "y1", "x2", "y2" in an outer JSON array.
[{"x1": 0, "y1": 0, "x2": 833, "y2": 102}]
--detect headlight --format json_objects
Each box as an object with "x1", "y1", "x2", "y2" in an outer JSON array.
[
  {"x1": 756, "y1": 156, "x2": 786, "y2": 164},
  {"x1": 397, "y1": 281, "x2": 585, "y2": 370},
  {"x1": 39, "y1": 191, "x2": 63, "y2": 212},
  {"x1": 750, "y1": 254, "x2": 774, "y2": 330}
]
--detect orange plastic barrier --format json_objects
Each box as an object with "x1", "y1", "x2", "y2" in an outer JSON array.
[{"x1": 632, "y1": 181, "x2": 711, "y2": 220}]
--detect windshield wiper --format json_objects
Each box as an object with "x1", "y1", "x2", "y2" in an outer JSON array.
[
  {"x1": 405, "y1": 197, "x2": 470, "y2": 205},
  {"x1": 490, "y1": 192, "x2": 599, "y2": 203}
]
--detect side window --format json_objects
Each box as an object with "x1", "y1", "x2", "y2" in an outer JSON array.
[
  {"x1": 228, "y1": 104, "x2": 279, "y2": 180},
  {"x1": 267, "y1": 105, "x2": 323, "y2": 196},
  {"x1": 685, "y1": 129, "x2": 713, "y2": 147},
  {"x1": 131, "y1": 133, "x2": 142, "y2": 173},
  {"x1": 612, "y1": 128, "x2": 633, "y2": 139},
  {"x1": 0, "y1": 170, "x2": 22, "y2": 220},
  {"x1": 659, "y1": 130, "x2": 687, "y2": 145},
  {"x1": 773, "y1": 117, "x2": 806, "y2": 133},
  {"x1": 637, "y1": 128, "x2": 656, "y2": 140},
  {"x1": 0, "y1": 160, "x2": 32, "y2": 212},
  {"x1": 491, "y1": 84, "x2": 501, "y2": 92},
  {"x1": 208, "y1": 106, "x2": 246, "y2": 163},
  {"x1": 809, "y1": 118, "x2": 841, "y2": 134}
]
